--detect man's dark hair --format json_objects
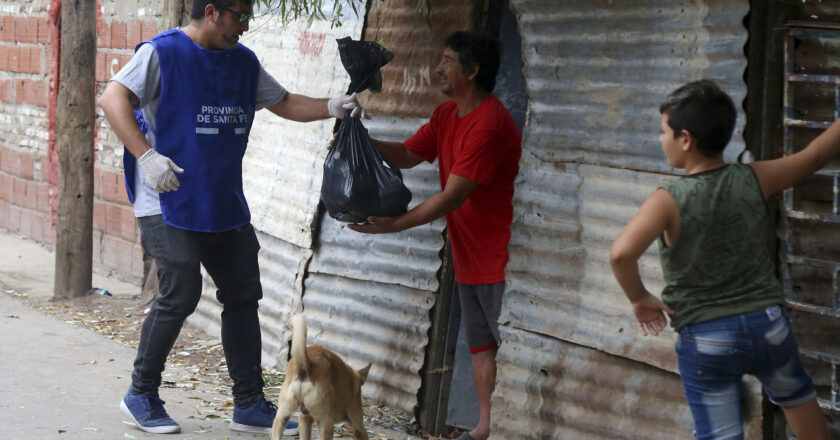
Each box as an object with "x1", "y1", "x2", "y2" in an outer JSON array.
[
  {"x1": 443, "y1": 31, "x2": 501, "y2": 92},
  {"x1": 659, "y1": 79, "x2": 737, "y2": 156},
  {"x1": 191, "y1": 0, "x2": 250, "y2": 20}
]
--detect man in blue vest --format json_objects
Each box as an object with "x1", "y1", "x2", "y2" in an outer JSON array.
[{"x1": 98, "y1": 0, "x2": 363, "y2": 435}]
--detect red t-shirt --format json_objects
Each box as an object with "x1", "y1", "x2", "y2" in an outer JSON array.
[{"x1": 404, "y1": 95, "x2": 521, "y2": 284}]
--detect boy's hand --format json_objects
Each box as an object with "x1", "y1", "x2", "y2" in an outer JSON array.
[{"x1": 631, "y1": 292, "x2": 675, "y2": 336}]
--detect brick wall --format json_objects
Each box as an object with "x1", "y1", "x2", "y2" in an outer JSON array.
[
  {"x1": 0, "y1": 12, "x2": 52, "y2": 245},
  {"x1": 92, "y1": 15, "x2": 160, "y2": 279},
  {"x1": 0, "y1": 2, "x2": 166, "y2": 281}
]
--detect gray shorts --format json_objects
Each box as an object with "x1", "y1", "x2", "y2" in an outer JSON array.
[{"x1": 456, "y1": 281, "x2": 504, "y2": 354}]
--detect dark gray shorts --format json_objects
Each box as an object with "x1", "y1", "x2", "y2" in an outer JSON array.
[{"x1": 456, "y1": 281, "x2": 504, "y2": 354}]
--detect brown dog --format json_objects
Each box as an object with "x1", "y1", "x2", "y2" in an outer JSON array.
[{"x1": 271, "y1": 315, "x2": 371, "y2": 440}]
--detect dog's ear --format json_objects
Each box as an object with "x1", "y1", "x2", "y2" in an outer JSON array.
[{"x1": 357, "y1": 363, "x2": 371, "y2": 384}]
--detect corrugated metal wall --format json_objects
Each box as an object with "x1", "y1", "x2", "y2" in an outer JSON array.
[
  {"x1": 304, "y1": 117, "x2": 447, "y2": 412},
  {"x1": 518, "y1": 0, "x2": 747, "y2": 172},
  {"x1": 181, "y1": 0, "x2": 781, "y2": 436},
  {"x1": 492, "y1": 1, "x2": 761, "y2": 438},
  {"x1": 362, "y1": 0, "x2": 478, "y2": 118}
]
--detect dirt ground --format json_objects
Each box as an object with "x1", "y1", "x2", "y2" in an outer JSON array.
[{"x1": 9, "y1": 290, "x2": 462, "y2": 440}]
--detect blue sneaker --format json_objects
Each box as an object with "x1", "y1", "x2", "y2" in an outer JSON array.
[
  {"x1": 231, "y1": 397, "x2": 299, "y2": 436},
  {"x1": 120, "y1": 390, "x2": 181, "y2": 434}
]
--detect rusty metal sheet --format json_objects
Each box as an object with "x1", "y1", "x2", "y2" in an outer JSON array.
[
  {"x1": 309, "y1": 117, "x2": 445, "y2": 291},
  {"x1": 361, "y1": 0, "x2": 479, "y2": 118},
  {"x1": 189, "y1": 231, "x2": 312, "y2": 370},
  {"x1": 511, "y1": 0, "x2": 749, "y2": 172},
  {"x1": 502, "y1": 161, "x2": 680, "y2": 372},
  {"x1": 304, "y1": 116, "x2": 444, "y2": 412},
  {"x1": 242, "y1": 14, "x2": 364, "y2": 249},
  {"x1": 301, "y1": 272, "x2": 435, "y2": 413},
  {"x1": 491, "y1": 325, "x2": 764, "y2": 439}
]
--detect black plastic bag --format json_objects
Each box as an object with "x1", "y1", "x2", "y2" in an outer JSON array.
[
  {"x1": 321, "y1": 38, "x2": 411, "y2": 223},
  {"x1": 321, "y1": 110, "x2": 412, "y2": 223},
  {"x1": 336, "y1": 36, "x2": 394, "y2": 94}
]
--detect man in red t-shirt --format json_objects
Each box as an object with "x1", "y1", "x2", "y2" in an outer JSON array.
[{"x1": 349, "y1": 31, "x2": 521, "y2": 440}]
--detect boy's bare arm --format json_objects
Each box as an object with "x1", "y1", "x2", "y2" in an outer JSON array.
[
  {"x1": 610, "y1": 189, "x2": 676, "y2": 336},
  {"x1": 750, "y1": 118, "x2": 840, "y2": 198}
]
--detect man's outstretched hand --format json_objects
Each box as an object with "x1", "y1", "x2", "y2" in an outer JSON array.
[
  {"x1": 328, "y1": 93, "x2": 370, "y2": 120},
  {"x1": 348, "y1": 216, "x2": 401, "y2": 234}
]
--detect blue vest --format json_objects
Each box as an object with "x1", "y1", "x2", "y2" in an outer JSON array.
[{"x1": 123, "y1": 29, "x2": 260, "y2": 232}]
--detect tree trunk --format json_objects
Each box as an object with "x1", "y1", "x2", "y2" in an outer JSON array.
[{"x1": 53, "y1": 0, "x2": 96, "y2": 299}]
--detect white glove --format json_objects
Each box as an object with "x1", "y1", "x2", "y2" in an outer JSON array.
[
  {"x1": 328, "y1": 93, "x2": 369, "y2": 119},
  {"x1": 137, "y1": 149, "x2": 184, "y2": 192}
]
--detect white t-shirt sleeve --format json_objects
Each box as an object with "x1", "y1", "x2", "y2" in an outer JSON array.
[
  {"x1": 110, "y1": 43, "x2": 161, "y2": 110},
  {"x1": 256, "y1": 65, "x2": 286, "y2": 110}
]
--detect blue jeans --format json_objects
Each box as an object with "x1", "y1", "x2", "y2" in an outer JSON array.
[
  {"x1": 676, "y1": 305, "x2": 816, "y2": 440},
  {"x1": 132, "y1": 215, "x2": 265, "y2": 406}
]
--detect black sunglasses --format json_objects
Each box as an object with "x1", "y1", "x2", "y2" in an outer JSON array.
[{"x1": 223, "y1": 7, "x2": 253, "y2": 23}]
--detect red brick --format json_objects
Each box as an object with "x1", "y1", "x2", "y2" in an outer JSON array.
[
  {"x1": 37, "y1": 18, "x2": 49, "y2": 44},
  {"x1": 105, "y1": 203, "x2": 121, "y2": 236},
  {"x1": 37, "y1": 182, "x2": 48, "y2": 212},
  {"x1": 8, "y1": 45, "x2": 19, "y2": 72},
  {"x1": 13, "y1": 79, "x2": 24, "y2": 104},
  {"x1": 7, "y1": 203, "x2": 21, "y2": 232},
  {"x1": 120, "y1": 206, "x2": 136, "y2": 241},
  {"x1": 1, "y1": 80, "x2": 12, "y2": 104},
  {"x1": 14, "y1": 18, "x2": 28, "y2": 43},
  {"x1": 23, "y1": 78, "x2": 37, "y2": 106},
  {"x1": 17, "y1": 207, "x2": 32, "y2": 237},
  {"x1": 93, "y1": 166, "x2": 101, "y2": 198},
  {"x1": 93, "y1": 200, "x2": 105, "y2": 230},
  {"x1": 0, "y1": 173, "x2": 11, "y2": 201},
  {"x1": 0, "y1": 199, "x2": 8, "y2": 228},
  {"x1": 26, "y1": 17, "x2": 38, "y2": 43},
  {"x1": 31, "y1": 212, "x2": 46, "y2": 243},
  {"x1": 95, "y1": 51, "x2": 106, "y2": 82},
  {"x1": 126, "y1": 21, "x2": 142, "y2": 49},
  {"x1": 8, "y1": 149, "x2": 33, "y2": 178},
  {"x1": 0, "y1": 146, "x2": 7, "y2": 172},
  {"x1": 24, "y1": 180, "x2": 38, "y2": 210},
  {"x1": 101, "y1": 170, "x2": 119, "y2": 202},
  {"x1": 102, "y1": 235, "x2": 133, "y2": 274},
  {"x1": 32, "y1": 79, "x2": 46, "y2": 107},
  {"x1": 2, "y1": 17, "x2": 14, "y2": 42},
  {"x1": 140, "y1": 21, "x2": 158, "y2": 42},
  {"x1": 110, "y1": 22, "x2": 126, "y2": 50},
  {"x1": 98, "y1": 19, "x2": 111, "y2": 48},
  {"x1": 101, "y1": 169, "x2": 129, "y2": 205},
  {"x1": 29, "y1": 46, "x2": 42, "y2": 74},
  {"x1": 0, "y1": 44, "x2": 8, "y2": 71},
  {"x1": 17, "y1": 45, "x2": 29, "y2": 73},
  {"x1": 12, "y1": 176, "x2": 25, "y2": 205},
  {"x1": 91, "y1": 229, "x2": 102, "y2": 263}
]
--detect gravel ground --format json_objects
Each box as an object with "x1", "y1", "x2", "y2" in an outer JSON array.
[{"x1": 8, "y1": 290, "x2": 458, "y2": 440}]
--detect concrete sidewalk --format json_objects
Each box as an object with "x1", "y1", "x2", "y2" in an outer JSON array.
[{"x1": 0, "y1": 229, "x2": 274, "y2": 439}]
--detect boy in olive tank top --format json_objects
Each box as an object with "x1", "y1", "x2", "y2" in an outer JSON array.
[{"x1": 610, "y1": 80, "x2": 833, "y2": 439}]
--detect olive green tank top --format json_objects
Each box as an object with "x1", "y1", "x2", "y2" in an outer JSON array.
[{"x1": 659, "y1": 164, "x2": 783, "y2": 330}]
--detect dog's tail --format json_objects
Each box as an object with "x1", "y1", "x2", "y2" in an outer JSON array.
[{"x1": 290, "y1": 314, "x2": 309, "y2": 372}]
